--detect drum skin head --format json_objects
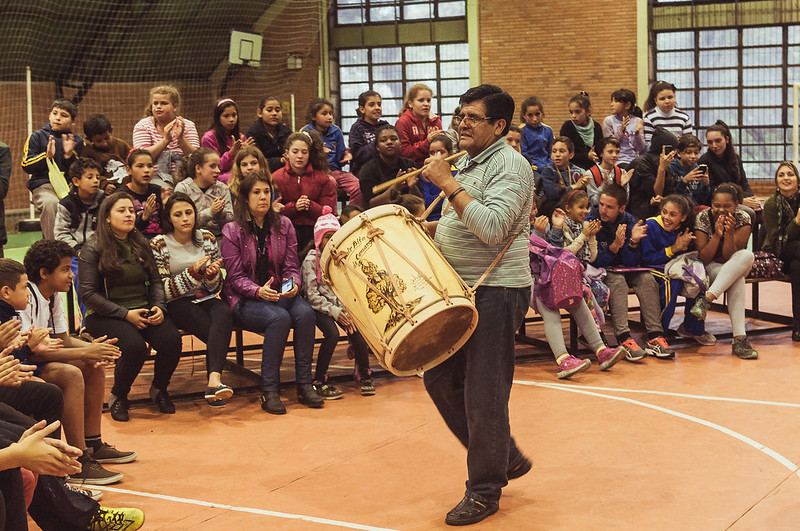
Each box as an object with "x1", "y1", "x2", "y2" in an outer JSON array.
[{"x1": 320, "y1": 204, "x2": 477, "y2": 376}]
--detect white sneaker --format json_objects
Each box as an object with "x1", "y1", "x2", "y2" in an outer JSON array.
[{"x1": 65, "y1": 481, "x2": 103, "y2": 501}]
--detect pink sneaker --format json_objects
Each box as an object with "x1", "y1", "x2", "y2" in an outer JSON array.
[
  {"x1": 556, "y1": 355, "x2": 591, "y2": 379},
  {"x1": 597, "y1": 346, "x2": 627, "y2": 371}
]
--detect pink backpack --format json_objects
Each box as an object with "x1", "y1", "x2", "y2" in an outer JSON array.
[{"x1": 529, "y1": 233, "x2": 584, "y2": 310}]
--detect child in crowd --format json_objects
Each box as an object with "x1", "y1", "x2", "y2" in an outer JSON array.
[
  {"x1": 150, "y1": 193, "x2": 235, "y2": 406},
  {"x1": 603, "y1": 89, "x2": 645, "y2": 168},
  {"x1": 21, "y1": 240, "x2": 135, "y2": 485},
  {"x1": 396, "y1": 193, "x2": 426, "y2": 217},
  {"x1": 588, "y1": 184, "x2": 674, "y2": 360},
  {"x1": 302, "y1": 98, "x2": 362, "y2": 207},
  {"x1": 539, "y1": 137, "x2": 589, "y2": 217},
  {"x1": 339, "y1": 204, "x2": 364, "y2": 225},
  {"x1": 81, "y1": 114, "x2": 131, "y2": 194},
  {"x1": 79, "y1": 192, "x2": 182, "y2": 422},
  {"x1": 272, "y1": 131, "x2": 337, "y2": 250},
  {"x1": 421, "y1": 134, "x2": 453, "y2": 221},
  {"x1": 530, "y1": 200, "x2": 627, "y2": 378},
  {"x1": 669, "y1": 133, "x2": 710, "y2": 209},
  {"x1": 550, "y1": 190, "x2": 600, "y2": 266},
  {"x1": 628, "y1": 126, "x2": 678, "y2": 220},
  {"x1": 301, "y1": 206, "x2": 376, "y2": 398},
  {"x1": 359, "y1": 124, "x2": 422, "y2": 207},
  {"x1": 559, "y1": 92, "x2": 603, "y2": 171},
  {"x1": 54, "y1": 158, "x2": 106, "y2": 319},
  {"x1": 519, "y1": 96, "x2": 553, "y2": 172},
  {"x1": 348, "y1": 90, "x2": 389, "y2": 177},
  {"x1": 132, "y1": 85, "x2": 200, "y2": 192},
  {"x1": 396, "y1": 83, "x2": 443, "y2": 166},
  {"x1": 684, "y1": 184, "x2": 758, "y2": 358},
  {"x1": 246, "y1": 96, "x2": 293, "y2": 173},
  {"x1": 585, "y1": 137, "x2": 634, "y2": 209},
  {"x1": 642, "y1": 81, "x2": 693, "y2": 148},
  {"x1": 125, "y1": 149, "x2": 163, "y2": 238},
  {"x1": 638, "y1": 194, "x2": 696, "y2": 337},
  {"x1": 505, "y1": 124, "x2": 522, "y2": 152},
  {"x1": 174, "y1": 148, "x2": 234, "y2": 238},
  {"x1": 0, "y1": 141, "x2": 8, "y2": 256},
  {"x1": 22, "y1": 99, "x2": 85, "y2": 240},
  {"x1": 201, "y1": 98, "x2": 253, "y2": 184},
  {"x1": 229, "y1": 145, "x2": 271, "y2": 202}
]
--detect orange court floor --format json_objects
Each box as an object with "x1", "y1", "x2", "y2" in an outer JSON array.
[{"x1": 28, "y1": 281, "x2": 800, "y2": 530}]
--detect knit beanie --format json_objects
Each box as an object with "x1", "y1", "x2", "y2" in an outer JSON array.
[{"x1": 313, "y1": 206, "x2": 340, "y2": 282}]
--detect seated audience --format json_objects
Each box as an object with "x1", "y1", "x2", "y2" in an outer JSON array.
[
  {"x1": 762, "y1": 161, "x2": 800, "y2": 341},
  {"x1": 201, "y1": 98, "x2": 253, "y2": 184},
  {"x1": 396, "y1": 83, "x2": 443, "y2": 167},
  {"x1": 221, "y1": 173, "x2": 322, "y2": 415},
  {"x1": 124, "y1": 149, "x2": 164, "y2": 239},
  {"x1": 81, "y1": 114, "x2": 131, "y2": 194},
  {"x1": 668, "y1": 133, "x2": 709, "y2": 209},
  {"x1": 229, "y1": 145, "x2": 272, "y2": 205},
  {"x1": 79, "y1": 192, "x2": 182, "y2": 422},
  {"x1": 348, "y1": 90, "x2": 388, "y2": 177},
  {"x1": 245, "y1": 96, "x2": 292, "y2": 173},
  {"x1": 642, "y1": 81, "x2": 693, "y2": 148},
  {"x1": 603, "y1": 88, "x2": 645, "y2": 169},
  {"x1": 173, "y1": 148, "x2": 234, "y2": 238},
  {"x1": 628, "y1": 126, "x2": 677, "y2": 220},
  {"x1": 358, "y1": 124, "x2": 422, "y2": 208},
  {"x1": 150, "y1": 193, "x2": 234, "y2": 407},
  {"x1": 519, "y1": 96, "x2": 553, "y2": 172},
  {"x1": 585, "y1": 137, "x2": 633, "y2": 209},
  {"x1": 540, "y1": 136, "x2": 588, "y2": 217},
  {"x1": 559, "y1": 92, "x2": 602, "y2": 171}
]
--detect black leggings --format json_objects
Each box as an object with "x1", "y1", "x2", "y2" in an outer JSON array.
[
  {"x1": 167, "y1": 297, "x2": 233, "y2": 375},
  {"x1": 84, "y1": 313, "x2": 182, "y2": 399},
  {"x1": 782, "y1": 239, "x2": 800, "y2": 320},
  {"x1": 314, "y1": 311, "x2": 372, "y2": 381}
]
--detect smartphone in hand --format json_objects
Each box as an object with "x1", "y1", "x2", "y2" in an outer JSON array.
[{"x1": 281, "y1": 278, "x2": 295, "y2": 294}]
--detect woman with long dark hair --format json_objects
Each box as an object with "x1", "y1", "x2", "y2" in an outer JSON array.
[
  {"x1": 220, "y1": 173, "x2": 322, "y2": 415},
  {"x1": 150, "y1": 192, "x2": 234, "y2": 406},
  {"x1": 78, "y1": 192, "x2": 182, "y2": 422}
]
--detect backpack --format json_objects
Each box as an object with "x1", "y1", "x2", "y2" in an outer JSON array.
[
  {"x1": 529, "y1": 233, "x2": 585, "y2": 310},
  {"x1": 747, "y1": 251, "x2": 784, "y2": 279},
  {"x1": 588, "y1": 164, "x2": 622, "y2": 187},
  {"x1": 664, "y1": 251, "x2": 708, "y2": 298}
]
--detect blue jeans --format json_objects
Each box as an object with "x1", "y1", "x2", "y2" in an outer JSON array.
[
  {"x1": 423, "y1": 285, "x2": 530, "y2": 503},
  {"x1": 234, "y1": 296, "x2": 317, "y2": 392}
]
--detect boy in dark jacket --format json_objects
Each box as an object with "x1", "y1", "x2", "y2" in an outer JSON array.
[{"x1": 21, "y1": 99, "x2": 85, "y2": 240}]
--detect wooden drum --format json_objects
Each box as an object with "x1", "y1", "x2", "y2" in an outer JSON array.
[{"x1": 320, "y1": 204, "x2": 478, "y2": 376}]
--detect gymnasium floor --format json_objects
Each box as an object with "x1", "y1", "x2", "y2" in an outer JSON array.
[{"x1": 10, "y1": 232, "x2": 800, "y2": 530}]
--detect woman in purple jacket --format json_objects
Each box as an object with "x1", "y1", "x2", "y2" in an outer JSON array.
[{"x1": 220, "y1": 172, "x2": 323, "y2": 414}]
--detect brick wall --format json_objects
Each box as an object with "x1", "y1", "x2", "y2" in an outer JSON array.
[
  {"x1": 478, "y1": 0, "x2": 638, "y2": 137},
  {"x1": 0, "y1": 2, "x2": 321, "y2": 214}
]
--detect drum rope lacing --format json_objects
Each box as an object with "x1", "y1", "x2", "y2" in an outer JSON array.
[
  {"x1": 402, "y1": 210, "x2": 452, "y2": 305},
  {"x1": 364, "y1": 219, "x2": 417, "y2": 325}
]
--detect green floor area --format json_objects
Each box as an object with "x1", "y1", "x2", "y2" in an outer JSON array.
[{"x1": 5, "y1": 229, "x2": 43, "y2": 263}]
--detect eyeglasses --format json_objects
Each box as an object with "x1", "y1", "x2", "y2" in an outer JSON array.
[{"x1": 454, "y1": 113, "x2": 494, "y2": 127}]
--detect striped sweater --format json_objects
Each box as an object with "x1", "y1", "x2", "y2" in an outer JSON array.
[{"x1": 149, "y1": 229, "x2": 223, "y2": 302}]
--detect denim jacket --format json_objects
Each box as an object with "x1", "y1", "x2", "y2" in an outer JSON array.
[{"x1": 220, "y1": 217, "x2": 300, "y2": 310}]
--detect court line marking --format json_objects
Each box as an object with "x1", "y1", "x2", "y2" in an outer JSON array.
[
  {"x1": 96, "y1": 485, "x2": 398, "y2": 531},
  {"x1": 514, "y1": 380, "x2": 800, "y2": 408},
  {"x1": 514, "y1": 380, "x2": 800, "y2": 478}
]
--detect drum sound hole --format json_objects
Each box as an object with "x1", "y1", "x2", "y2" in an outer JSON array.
[{"x1": 392, "y1": 306, "x2": 476, "y2": 372}]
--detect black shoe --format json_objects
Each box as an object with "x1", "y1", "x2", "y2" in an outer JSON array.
[
  {"x1": 109, "y1": 395, "x2": 129, "y2": 422},
  {"x1": 149, "y1": 386, "x2": 175, "y2": 414},
  {"x1": 297, "y1": 383, "x2": 324, "y2": 408},
  {"x1": 506, "y1": 453, "x2": 532, "y2": 480},
  {"x1": 445, "y1": 495, "x2": 499, "y2": 526},
  {"x1": 260, "y1": 392, "x2": 286, "y2": 415}
]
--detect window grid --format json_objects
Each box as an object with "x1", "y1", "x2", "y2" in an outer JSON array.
[
  {"x1": 654, "y1": 25, "x2": 797, "y2": 180},
  {"x1": 338, "y1": 43, "x2": 469, "y2": 141},
  {"x1": 335, "y1": 0, "x2": 466, "y2": 26}
]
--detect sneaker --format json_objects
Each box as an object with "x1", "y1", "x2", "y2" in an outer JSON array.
[
  {"x1": 108, "y1": 395, "x2": 129, "y2": 422},
  {"x1": 149, "y1": 386, "x2": 175, "y2": 414},
  {"x1": 732, "y1": 337, "x2": 758, "y2": 359},
  {"x1": 556, "y1": 355, "x2": 591, "y2": 379},
  {"x1": 646, "y1": 336, "x2": 675, "y2": 359},
  {"x1": 312, "y1": 380, "x2": 344, "y2": 400},
  {"x1": 68, "y1": 456, "x2": 123, "y2": 486},
  {"x1": 506, "y1": 453, "x2": 532, "y2": 480},
  {"x1": 677, "y1": 323, "x2": 717, "y2": 346},
  {"x1": 93, "y1": 442, "x2": 137, "y2": 464},
  {"x1": 204, "y1": 384, "x2": 234, "y2": 400},
  {"x1": 260, "y1": 391, "x2": 286, "y2": 415},
  {"x1": 445, "y1": 495, "x2": 499, "y2": 526},
  {"x1": 88, "y1": 507, "x2": 145, "y2": 531},
  {"x1": 620, "y1": 337, "x2": 647, "y2": 362},
  {"x1": 360, "y1": 378, "x2": 376, "y2": 396},
  {"x1": 596, "y1": 346, "x2": 626, "y2": 371},
  {"x1": 690, "y1": 296, "x2": 711, "y2": 321},
  {"x1": 207, "y1": 397, "x2": 227, "y2": 408},
  {"x1": 297, "y1": 383, "x2": 324, "y2": 408},
  {"x1": 65, "y1": 481, "x2": 103, "y2": 501}
]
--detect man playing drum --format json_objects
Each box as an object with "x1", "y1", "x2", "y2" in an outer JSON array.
[{"x1": 422, "y1": 84, "x2": 533, "y2": 526}]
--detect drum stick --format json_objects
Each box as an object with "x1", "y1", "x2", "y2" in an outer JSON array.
[
  {"x1": 372, "y1": 150, "x2": 467, "y2": 194},
  {"x1": 418, "y1": 191, "x2": 445, "y2": 221}
]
